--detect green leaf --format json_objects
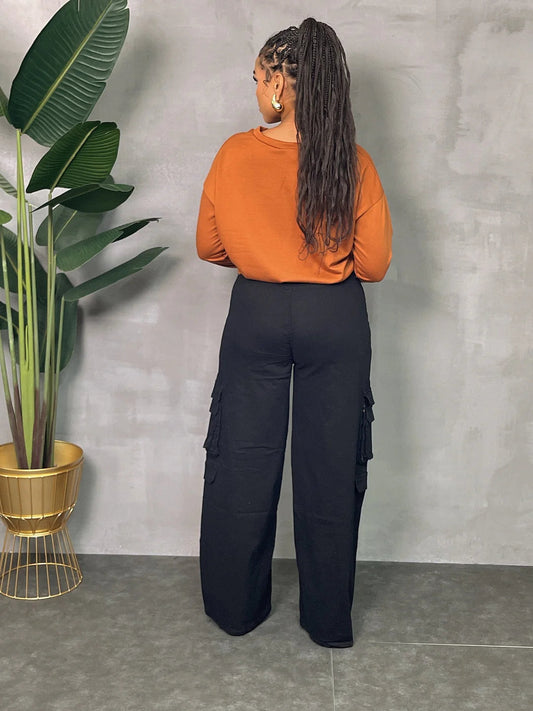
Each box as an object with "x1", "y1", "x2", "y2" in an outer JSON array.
[
  {"x1": 0, "y1": 86, "x2": 8, "y2": 119},
  {"x1": 0, "y1": 210, "x2": 12, "y2": 225},
  {"x1": 57, "y1": 217, "x2": 159, "y2": 272},
  {"x1": 56, "y1": 274, "x2": 78, "y2": 371},
  {"x1": 8, "y1": 0, "x2": 129, "y2": 146},
  {"x1": 56, "y1": 218, "x2": 159, "y2": 271},
  {"x1": 0, "y1": 171, "x2": 17, "y2": 198},
  {"x1": 27, "y1": 121, "x2": 120, "y2": 193},
  {"x1": 35, "y1": 182, "x2": 134, "y2": 213},
  {"x1": 35, "y1": 205, "x2": 102, "y2": 248},
  {"x1": 57, "y1": 226, "x2": 123, "y2": 271},
  {"x1": 63, "y1": 246, "x2": 167, "y2": 301}
]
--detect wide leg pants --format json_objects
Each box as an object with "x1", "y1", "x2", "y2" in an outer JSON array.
[{"x1": 199, "y1": 274, "x2": 375, "y2": 647}]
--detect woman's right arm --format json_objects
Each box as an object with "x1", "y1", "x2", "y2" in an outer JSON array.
[{"x1": 196, "y1": 189, "x2": 235, "y2": 267}]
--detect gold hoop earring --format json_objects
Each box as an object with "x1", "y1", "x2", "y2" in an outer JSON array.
[{"x1": 271, "y1": 94, "x2": 283, "y2": 112}]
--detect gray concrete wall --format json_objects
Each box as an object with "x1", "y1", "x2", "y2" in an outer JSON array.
[{"x1": 0, "y1": 0, "x2": 531, "y2": 563}]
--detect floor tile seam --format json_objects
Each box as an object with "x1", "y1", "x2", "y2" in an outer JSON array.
[
  {"x1": 362, "y1": 641, "x2": 533, "y2": 649},
  {"x1": 330, "y1": 649, "x2": 336, "y2": 711}
]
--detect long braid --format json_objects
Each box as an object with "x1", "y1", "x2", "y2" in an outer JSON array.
[{"x1": 259, "y1": 18, "x2": 358, "y2": 254}]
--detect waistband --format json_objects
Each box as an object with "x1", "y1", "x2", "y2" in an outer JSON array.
[{"x1": 235, "y1": 273, "x2": 359, "y2": 288}]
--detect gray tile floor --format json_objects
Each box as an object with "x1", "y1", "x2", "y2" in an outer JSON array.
[{"x1": 1, "y1": 556, "x2": 532, "y2": 710}]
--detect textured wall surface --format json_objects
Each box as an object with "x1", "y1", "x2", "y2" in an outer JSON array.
[{"x1": 0, "y1": 1, "x2": 531, "y2": 563}]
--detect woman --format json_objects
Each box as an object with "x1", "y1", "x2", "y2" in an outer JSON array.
[{"x1": 196, "y1": 18, "x2": 392, "y2": 648}]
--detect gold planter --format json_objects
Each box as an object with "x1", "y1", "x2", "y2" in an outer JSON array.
[{"x1": 0, "y1": 441, "x2": 84, "y2": 599}]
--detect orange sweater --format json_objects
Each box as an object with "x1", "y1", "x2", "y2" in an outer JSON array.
[{"x1": 196, "y1": 127, "x2": 392, "y2": 283}]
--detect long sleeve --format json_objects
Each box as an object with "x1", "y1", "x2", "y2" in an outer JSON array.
[
  {"x1": 353, "y1": 192, "x2": 392, "y2": 282},
  {"x1": 352, "y1": 149, "x2": 392, "y2": 282},
  {"x1": 196, "y1": 189, "x2": 235, "y2": 268}
]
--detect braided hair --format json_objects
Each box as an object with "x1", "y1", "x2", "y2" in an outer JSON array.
[{"x1": 259, "y1": 18, "x2": 357, "y2": 254}]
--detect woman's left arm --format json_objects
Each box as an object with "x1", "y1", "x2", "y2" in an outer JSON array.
[
  {"x1": 353, "y1": 192, "x2": 392, "y2": 282},
  {"x1": 353, "y1": 148, "x2": 392, "y2": 282}
]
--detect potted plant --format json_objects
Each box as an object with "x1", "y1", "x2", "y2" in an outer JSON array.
[{"x1": 0, "y1": 0, "x2": 165, "y2": 598}]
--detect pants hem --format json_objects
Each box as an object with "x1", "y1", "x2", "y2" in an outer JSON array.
[
  {"x1": 205, "y1": 605, "x2": 272, "y2": 636},
  {"x1": 300, "y1": 622, "x2": 354, "y2": 648}
]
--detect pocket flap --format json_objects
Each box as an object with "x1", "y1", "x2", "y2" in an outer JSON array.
[
  {"x1": 363, "y1": 387, "x2": 375, "y2": 422},
  {"x1": 204, "y1": 457, "x2": 218, "y2": 484},
  {"x1": 357, "y1": 386, "x2": 375, "y2": 465},
  {"x1": 203, "y1": 382, "x2": 223, "y2": 455}
]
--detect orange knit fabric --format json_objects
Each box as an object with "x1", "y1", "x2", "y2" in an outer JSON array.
[{"x1": 196, "y1": 127, "x2": 392, "y2": 283}]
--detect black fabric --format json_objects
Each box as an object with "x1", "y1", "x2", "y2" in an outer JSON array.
[{"x1": 200, "y1": 274, "x2": 373, "y2": 645}]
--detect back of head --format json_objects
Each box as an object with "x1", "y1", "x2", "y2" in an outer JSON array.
[{"x1": 259, "y1": 18, "x2": 357, "y2": 254}]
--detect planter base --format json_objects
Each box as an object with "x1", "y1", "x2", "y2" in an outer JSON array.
[
  {"x1": 0, "y1": 441, "x2": 83, "y2": 599},
  {"x1": 0, "y1": 525, "x2": 82, "y2": 599}
]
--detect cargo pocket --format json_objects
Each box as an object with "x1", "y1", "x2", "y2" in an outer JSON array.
[
  {"x1": 355, "y1": 386, "x2": 375, "y2": 492},
  {"x1": 203, "y1": 381, "x2": 223, "y2": 483},
  {"x1": 204, "y1": 456, "x2": 218, "y2": 484}
]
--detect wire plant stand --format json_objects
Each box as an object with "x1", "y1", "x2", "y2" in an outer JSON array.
[
  {"x1": 0, "y1": 441, "x2": 83, "y2": 600},
  {"x1": 0, "y1": 525, "x2": 82, "y2": 599}
]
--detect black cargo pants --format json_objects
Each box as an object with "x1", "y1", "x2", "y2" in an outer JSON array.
[{"x1": 200, "y1": 273, "x2": 374, "y2": 647}]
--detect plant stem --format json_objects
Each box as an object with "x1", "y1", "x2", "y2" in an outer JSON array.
[
  {"x1": 28, "y1": 210, "x2": 46, "y2": 468},
  {"x1": 46, "y1": 296, "x2": 65, "y2": 466},
  {"x1": 12, "y1": 383, "x2": 28, "y2": 468},
  {"x1": 28, "y1": 208, "x2": 40, "y2": 383},
  {"x1": 56, "y1": 297, "x2": 65, "y2": 385},
  {"x1": 28, "y1": 206, "x2": 45, "y2": 466},
  {"x1": 22, "y1": 203, "x2": 36, "y2": 436},
  {"x1": 0, "y1": 231, "x2": 26, "y2": 465},
  {"x1": 16, "y1": 129, "x2": 35, "y2": 466},
  {"x1": 0, "y1": 228, "x2": 21, "y2": 461},
  {"x1": 0, "y1": 233, "x2": 19, "y2": 396},
  {"x1": 43, "y1": 197, "x2": 57, "y2": 467},
  {"x1": 0, "y1": 330, "x2": 19, "y2": 447},
  {"x1": 31, "y1": 391, "x2": 46, "y2": 468}
]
